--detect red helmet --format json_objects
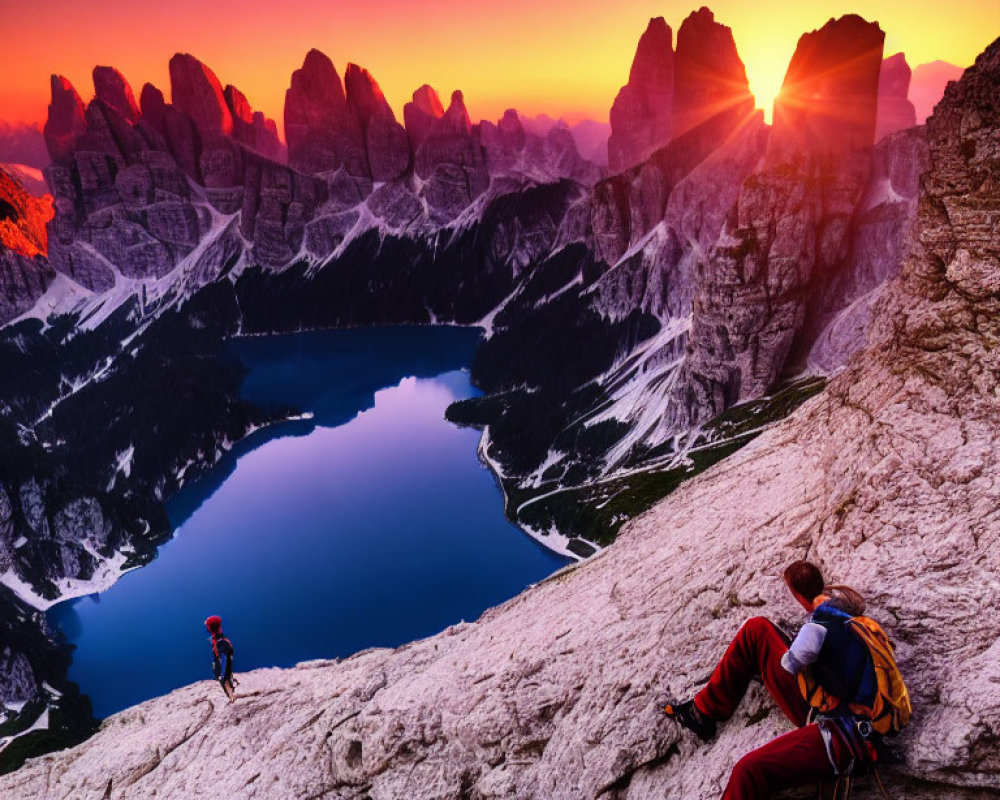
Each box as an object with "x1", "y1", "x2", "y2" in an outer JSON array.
[{"x1": 205, "y1": 615, "x2": 222, "y2": 634}]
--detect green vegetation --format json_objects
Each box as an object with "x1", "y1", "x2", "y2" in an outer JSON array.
[
  {"x1": 503, "y1": 376, "x2": 827, "y2": 548},
  {"x1": 512, "y1": 437, "x2": 749, "y2": 547}
]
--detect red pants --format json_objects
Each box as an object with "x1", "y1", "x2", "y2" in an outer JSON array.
[{"x1": 694, "y1": 617, "x2": 846, "y2": 800}]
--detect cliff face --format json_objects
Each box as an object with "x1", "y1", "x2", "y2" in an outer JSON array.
[
  {"x1": 666, "y1": 15, "x2": 885, "y2": 429},
  {"x1": 671, "y1": 7, "x2": 752, "y2": 138},
  {"x1": 560, "y1": 14, "x2": 913, "y2": 480},
  {"x1": 285, "y1": 49, "x2": 368, "y2": 177},
  {"x1": 4, "y1": 35, "x2": 999, "y2": 800},
  {"x1": 0, "y1": 168, "x2": 54, "y2": 324},
  {"x1": 607, "y1": 17, "x2": 674, "y2": 173}
]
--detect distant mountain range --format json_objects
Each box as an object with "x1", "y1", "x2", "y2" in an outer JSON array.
[{"x1": 0, "y1": 48, "x2": 962, "y2": 199}]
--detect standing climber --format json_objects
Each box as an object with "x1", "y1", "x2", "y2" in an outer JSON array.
[
  {"x1": 663, "y1": 560, "x2": 909, "y2": 799},
  {"x1": 205, "y1": 615, "x2": 237, "y2": 703}
]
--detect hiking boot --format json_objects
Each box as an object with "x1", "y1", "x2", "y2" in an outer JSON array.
[{"x1": 664, "y1": 699, "x2": 717, "y2": 742}]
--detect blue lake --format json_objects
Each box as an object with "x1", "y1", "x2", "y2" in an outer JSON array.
[{"x1": 48, "y1": 326, "x2": 568, "y2": 718}]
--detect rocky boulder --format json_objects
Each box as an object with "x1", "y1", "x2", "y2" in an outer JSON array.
[
  {"x1": 607, "y1": 17, "x2": 674, "y2": 173},
  {"x1": 875, "y1": 53, "x2": 918, "y2": 141}
]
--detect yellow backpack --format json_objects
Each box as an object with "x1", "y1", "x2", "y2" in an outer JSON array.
[{"x1": 797, "y1": 616, "x2": 912, "y2": 736}]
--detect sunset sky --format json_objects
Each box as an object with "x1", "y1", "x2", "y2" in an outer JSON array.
[{"x1": 1, "y1": 0, "x2": 998, "y2": 135}]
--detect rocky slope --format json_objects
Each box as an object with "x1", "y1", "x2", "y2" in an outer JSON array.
[{"x1": 4, "y1": 32, "x2": 1000, "y2": 798}]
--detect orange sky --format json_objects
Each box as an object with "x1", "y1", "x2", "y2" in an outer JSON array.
[{"x1": 1, "y1": 0, "x2": 997, "y2": 135}]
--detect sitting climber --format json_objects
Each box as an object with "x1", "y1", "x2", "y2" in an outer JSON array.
[
  {"x1": 205, "y1": 614, "x2": 237, "y2": 703},
  {"x1": 664, "y1": 560, "x2": 909, "y2": 799}
]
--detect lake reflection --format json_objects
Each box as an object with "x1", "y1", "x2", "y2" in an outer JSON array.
[{"x1": 49, "y1": 327, "x2": 568, "y2": 718}]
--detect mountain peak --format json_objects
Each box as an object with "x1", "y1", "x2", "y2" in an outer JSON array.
[
  {"x1": 673, "y1": 6, "x2": 751, "y2": 137},
  {"x1": 442, "y1": 90, "x2": 472, "y2": 133},
  {"x1": 92, "y1": 66, "x2": 140, "y2": 124},
  {"x1": 345, "y1": 63, "x2": 408, "y2": 181},
  {"x1": 344, "y1": 63, "x2": 391, "y2": 122},
  {"x1": 628, "y1": 17, "x2": 673, "y2": 86},
  {"x1": 770, "y1": 14, "x2": 884, "y2": 161},
  {"x1": 607, "y1": 16, "x2": 673, "y2": 172},
  {"x1": 412, "y1": 85, "x2": 445, "y2": 118},
  {"x1": 404, "y1": 84, "x2": 445, "y2": 152},
  {"x1": 42, "y1": 75, "x2": 87, "y2": 166},
  {"x1": 285, "y1": 48, "x2": 366, "y2": 175},
  {"x1": 875, "y1": 52, "x2": 917, "y2": 141},
  {"x1": 168, "y1": 53, "x2": 233, "y2": 138}
]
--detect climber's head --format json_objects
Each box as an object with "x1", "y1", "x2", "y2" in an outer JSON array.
[{"x1": 783, "y1": 561, "x2": 825, "y2": 611}]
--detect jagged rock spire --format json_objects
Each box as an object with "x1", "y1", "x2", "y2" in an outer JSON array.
[
  {"x1": 672, "y1": 7, "x2": 752, "y2": 137},
  {"x1": 607, "y1": 17, "x2": 673, "y2": 173},
  {"x1": 42, "y1": 75, "x2": 87, "y2": 166}
]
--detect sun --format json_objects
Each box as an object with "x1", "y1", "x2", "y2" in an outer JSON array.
[
  {"x1": 744, "y1": 54, "x2": 793, "y2": 124},
  {"x1": 731, "y1": 25, "x2": 800, "y2": 124}
]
